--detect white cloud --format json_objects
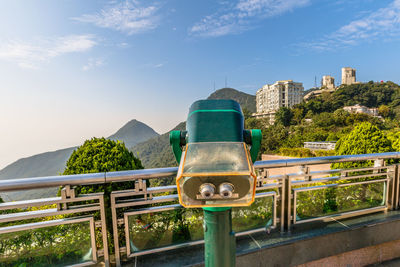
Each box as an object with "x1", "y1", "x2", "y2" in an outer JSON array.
[
  {"x1": 73, "y1": 1, "x2": 160, "y2": 35},
  {"x1": 153, "y1": 63, "x2": 164, "y2": 68},
  {"x1": 82, "y1": 58, "x2": 104, "y2": 71},
  {"x1": 0, "y1": 35, "x2": 97, "y2": 69},
  {"x1": 190, "y1": 0, "x2": 310, "y2": 37},
  {"x1": 118, "y1": 42, "x2": 129, "y2": 48},
  {"x1": 299, "y1": 0, "x2": 400, "y2": 51}
]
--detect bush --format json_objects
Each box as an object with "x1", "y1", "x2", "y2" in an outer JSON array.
[
  {"x1": 278, "y1": 147, "x2": 334, "y2": 158},
  {"x1": 63, "y1": 137, "x2": 144, "y2": 251},
  {"x1": 333, "y1": 122, "x2": 392, "y2": 170}
]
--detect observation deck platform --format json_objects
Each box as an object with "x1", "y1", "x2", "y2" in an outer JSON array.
[{"x1": 129, "y1": 210, "x2": 400, "y2": 266}]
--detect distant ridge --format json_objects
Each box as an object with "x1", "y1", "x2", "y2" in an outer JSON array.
[
  {"x1": 0, "y1": 119, "x2": 159, "y2": 200},
  {"x1": 132, "y1": 87, "x2": 256, "y2": 169},
  {"x1": 0, "y1": 87, "x2": 256, "y2": 200},
  {"x1": 207, "y1": 88, "x2": 256, "y2": 113},
  {"x1": 132, "y1": 122, "x2": 185, "y2": 169},
  {"x1": 108, "y1": 119, "x2": 159, "y2": 149},
  {"x1": 0, "y1": 147, "x2": 77, "y2": 201},
  {"x1": 0, "y1": 119, "x2": 159, "y2": 181},
  {"x1": 0, "y1": 147, "x2": 77, "y2": 180}
]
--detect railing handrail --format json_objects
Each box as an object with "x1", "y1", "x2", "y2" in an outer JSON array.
[
  {"x1": 254, "y1": 151, "x2": 400, "y2": 168},
  {"x1": 0, "y1": 167, "x2": 178, "y2": 192},
  {"x1": 1, "y1": 152, "x2": 399, "y2": 192}
]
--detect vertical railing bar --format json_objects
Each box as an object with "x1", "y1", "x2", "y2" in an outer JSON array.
[
  {"x1": 396, "y1": 165, "x2": 400, "y2": 210},
  {"x1": 385, "y1": 178, "x2": 389, "y2": 209},
  {"x1": 111, "y1": 194, "x2": 121, "y2": 267},
  {"x1": 287, "y1": 175, "x2": 292, "y2": 232},
  {"x1": 293, "y1": 191, "x2": 297, "y2": 224},
  {"x1": 390, "y1": 166, "x2": 395, "y2": 210},
  {"x1": 99, "y1": 195, "x2": 109, "y2": 267},
  {"x1": 273, "y1": 192, "x2": 277, "y2": 229},
  {"x1": 89, "y1": 217, "x2": 98, "y2": 263},
  {"x1": 61, "y1": 187, "x2": 67, "y2": 210},
  {"x1": 383, "y1": 162, "x2": 390, "y2": 209},
  {"x1": 280, "y1": 176, "x2": 285, "y2": 233},
  {"x1": 124, "y1": 213, "x2": 131, "y2": 257}
]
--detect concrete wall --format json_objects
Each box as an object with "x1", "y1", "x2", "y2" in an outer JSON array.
[{"x1": 235, "y1": 213, "x2": 400, "y2": 267}]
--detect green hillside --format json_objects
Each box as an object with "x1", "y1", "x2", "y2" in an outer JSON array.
[
  {"x1": 251, "y1": 81, "x2": 400, "y2": 157},
  {"x1": 0, "y1": 119, "x2": 159, "y2": 201},
  {"x1": 0, "y1": 147, "x2": 76, "y2": 180},
  {"x1": 0, "y1": 87, "x2": 256, "y2": 199},
  {"x1": 207, "y1": 87, "x2": 256, "y2": 113},
  {"x1": 132, "y1": 87, "x2": 257, "y2": 169},
  {"x1": 108, "y1": 119, "x2": 159, "y2": 148},
  {"x1": 132, "y1": 122, "x2": 185, "y2": 168}
]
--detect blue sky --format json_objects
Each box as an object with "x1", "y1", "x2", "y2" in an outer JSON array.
[{"x1": 1, "y1": 0, "x2": 400, "y2": 169}]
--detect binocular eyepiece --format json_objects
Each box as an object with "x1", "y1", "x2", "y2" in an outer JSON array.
[
  {"x1": 219, "y1": 183, "x2": 234, "y2": 198},
  {"x1": 199, "y1": 183, "x2": 216, "y2": 199},
  {"x1": 199, "y1": 183, "x2": 235, "y2": 199}
]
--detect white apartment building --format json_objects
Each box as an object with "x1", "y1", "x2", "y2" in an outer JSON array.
[
  {"x1": 343, "y1": 104, "x2": 379, "y2": 117},
  {"x1": 256, "y1": 80, "x2": 304, "y2": 114},
  {"x1": 342, "y1": 67, "x2": 356, "y2": 85}
]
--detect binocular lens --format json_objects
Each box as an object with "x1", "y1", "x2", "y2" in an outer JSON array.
[
  {"x1": 199, "y1": 183, "x2": 215, "y2": 199},
  {"x1": 219, "y1": 183, "x2": 234, "y2": 198}
]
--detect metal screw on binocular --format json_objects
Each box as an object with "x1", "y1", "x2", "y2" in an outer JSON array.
[{"x1": 170, "y1": 99, "x2": 262, "y2": 208}]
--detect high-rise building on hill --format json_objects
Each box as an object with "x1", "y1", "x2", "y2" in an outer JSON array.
[
  {"x1": 322, "y1": 75, "x2": 335, "y2": 89},
  {"x1": 342, "y1": 67, "x2": 356, "y2": 85},
  {"x1": 255, "y1": 80, "x2": 304, "y2": 122}
]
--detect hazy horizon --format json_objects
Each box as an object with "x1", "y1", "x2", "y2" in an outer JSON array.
[{"x1": 1, "y1": 0, "x2": 400, "y2": 170}]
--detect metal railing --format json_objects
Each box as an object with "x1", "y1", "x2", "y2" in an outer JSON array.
[{"x1": 0, "y1": 152, "x2": 399, "y2": 266}]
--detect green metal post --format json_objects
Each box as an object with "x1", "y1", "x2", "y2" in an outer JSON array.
[
  {"x1": 186, "y1": 100, "x2": 243, "y2": 267},
  {"x1": 170, "y1": 100, "x2": 261, "y2": 267},
  {"x1": 204, "y1": 208, "x2": 235, "y2": 267}
]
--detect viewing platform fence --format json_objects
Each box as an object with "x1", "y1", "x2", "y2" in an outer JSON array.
[{"x1": 0, "y1": 152, "x2": 400, "y2": 266}]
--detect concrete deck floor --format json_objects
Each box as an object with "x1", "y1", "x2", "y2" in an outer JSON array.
[{"x1": 122, "y1": 210, "x2": 400, "y2": 266}]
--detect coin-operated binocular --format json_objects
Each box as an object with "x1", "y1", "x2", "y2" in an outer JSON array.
[{"x1": 170, "y1": 99, "x2": 261, "y2": 208}]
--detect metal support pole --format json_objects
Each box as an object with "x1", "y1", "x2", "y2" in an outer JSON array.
[{"x1": 203, "y1": 208, "x2": 235, "y2": 267}]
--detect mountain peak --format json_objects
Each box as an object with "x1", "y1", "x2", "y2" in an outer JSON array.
[
  {"x1": 108, "y1": 119, "x2": 159, "y2": 149},
  {"x1": 207, "y1": 87, "x2": 256, "y2": 113}
]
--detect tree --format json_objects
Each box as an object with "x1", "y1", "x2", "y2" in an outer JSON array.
[
  {"x1": 332, "y1": 122, "x2": 392, "y2": 171},
  {"x1": 63, "y1": 137, "x2": 144, "y2": 250},
  {"x1": 334, "y1": 122, "x2": 392, "y2": 159},
  {"x1": 388, "y1": 131, "x2": 400, "y2": 152},
  {"x1": 275, "y1": 107, "x2": 293, "y2": 126},
  {"x1": 292, "y1": 107, "x2": 304, "y2": 125},
  {"x1": 378, "y1": 104, "x2": 391, "y2": 118},
  {"x1": 64, "y1": 137, "x2": 142, "y2": 175},
  {"x1": 260, "y1": 124, "x2": 288, "y2": 153}
]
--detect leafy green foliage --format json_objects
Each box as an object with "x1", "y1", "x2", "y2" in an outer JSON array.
[
  {"x1": 63, "y1": 137, "x2": 144, "y2": 251},
  {"x1": 244, "y1": 82, "x2": 400, "y2": 157},
  {"x1": 333, "y1": 122, "x2": 392, "y2": 169},
  {"x1": 297, "y1": 81, "x2": 400, "y2": 115},
  {"x1": 335, "y1": 122, "x2": 392, "y2": 155},
  {"x1": 0, "y1": 221, "x2": 92, "y2": 266},
  {"x1": 388, "y1": 131, "x2": 400, "y2": 151},
  {"x1": 207, "y1": 87, "x2": 256, "y2": 113},
  {"x1": 278, "y1": 147, "x2": 335, "y2": 158},
  {"x1": 64, "y1": 137, "x2": 142, "y2": 175},
  {"x1": 63, "y1": 137, "x2": 144, "y2": 204},
  {"x1": 132, "y1": 122, "x2": 185, "y2": 170},
  {"x1": 275, "y1": 107, "x2": 293, "y2": 126}
]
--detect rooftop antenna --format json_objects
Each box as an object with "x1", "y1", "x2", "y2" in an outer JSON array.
[
  {"x1": 314, "y1": 76, "x2": 317, "y2": 88},
  {"x1": 214, "y1": 81, "x2": 216, "y2": 91},
  {"x1": 225, "y1": 76, "x2": 227, "y2": 88}
]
